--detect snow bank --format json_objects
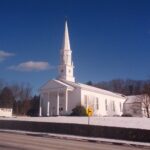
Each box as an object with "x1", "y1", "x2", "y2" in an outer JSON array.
[{"x1": 0, "y1": 116, "x2": 150, "y2": 130}]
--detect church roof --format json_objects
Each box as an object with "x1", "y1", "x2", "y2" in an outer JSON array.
[
  {"x1": 40, "y1": 78, "x2": 125, "y2": 99},
  {"x1": 60, "y1": 79, "x2": 126, "y2": 99},
  {"x1": 125, "y1": 95, "x2": 143, "y2": 104}
]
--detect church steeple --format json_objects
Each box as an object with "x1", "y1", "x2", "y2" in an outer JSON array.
[
  {"x1": 61, "y1": 20, "x2": 71, "y2": 50},
  {"x1": 58, "y1": 20, "x2": 75, "y2": 82}
]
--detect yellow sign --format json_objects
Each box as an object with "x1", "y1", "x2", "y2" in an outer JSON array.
[{"x1": 86, "y1": 106, "x2": 93, "y2": 116}]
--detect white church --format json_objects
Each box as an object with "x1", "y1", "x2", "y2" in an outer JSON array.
[{"x1": 39, "y1": 20, "x2": 126, "y2": 117}]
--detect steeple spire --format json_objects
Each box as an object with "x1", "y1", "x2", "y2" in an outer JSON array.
[
  {"x1": 58, "y1": 20, "x2": 75, "y2": 82},
  {"x1": 61, "y1": 20, "x2": 71, "y2": 50}
]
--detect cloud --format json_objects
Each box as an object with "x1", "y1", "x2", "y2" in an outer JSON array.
[
  {"x1": 8, "y1": 61, "x2": 51, "y2": 71},
  {"x1": 0, "y1": 50, "x2": 15, "y2": 62}
]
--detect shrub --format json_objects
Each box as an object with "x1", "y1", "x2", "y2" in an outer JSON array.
[
  {"x1": 122, "y1": 113, "x2": 132, "y2": 117},
  {"x1": 71, "y1": 105, "x2": 87, "y2": 116},
  {"x1": 27, "y1": 108, "x2": 38, "y2": 116}
]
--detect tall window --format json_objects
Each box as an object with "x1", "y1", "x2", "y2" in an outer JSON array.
[
  {"x1": 120, "y1": 102, "x2": 122, "y2": 112},
  {"x1": 84, "y1": 95, "x2": 88, "y2": 108},
  {"x1": 112, "y1": 101, "x2": 115, "y2": 112},
  {"x1": 96, "y1": 98, "x2": 99, "y2": 110},
  {"x1": 105, "y1": 99, "x2": 108, "y2": 111}
]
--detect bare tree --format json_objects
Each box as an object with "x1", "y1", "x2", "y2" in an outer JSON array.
[
  {"x1": 0, "y1": 79, "x2": 5, "y2": 94},
  {"x1": 88, "y1": 79, "x2": 147, "y2": 95},
  {"x1": 142, "y1": 95, "x2": 150, "y2": 118},
  {"x1": 10, "y1": 83, "x2": 32, "y2": 101},
  {"x1": 10, "y1": 84, "x2": 21, "y2": 101},
  {"x1": 110, "y1": 79, "x2": 125, "y2": 93},
  {"x1": 142, "y1": 83, "x2": 150, "y2": 118},
  {"x1": 10, "y1": 83, "x2": 32, "y2": 115},
  {"x1": 23, "y1": 83, "x2": 32, "y2": 101}
]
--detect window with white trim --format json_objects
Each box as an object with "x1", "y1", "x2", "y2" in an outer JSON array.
[
  {"x1": 112, "y1": 101, "x2": 115, "y2": 112},
  {"x1": 105, "y1": 99, "x2": 108, "y2": 111},
  {"x1": 96, "y1": 97, "x2": 99, "y2": 110},
  {"x1": 120, "y1": 102, "x2": 122, "y2": 112},
  {"x1": 84, "y1": 95, "x2": 88, "y2": 107}
]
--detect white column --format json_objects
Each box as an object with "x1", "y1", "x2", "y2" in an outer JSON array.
[
  {"x1": 56, "y1": 92, "x2": 59, "y2": 116},
  {"x1": 47, "y1": 101, "x2": 50, "y2": 116},
  {"x1": 65, "y1": 90, "x2": 68, "y2": 113},
  {"x1": 39, "y1": 95, "x2": 42, "y2": 117},
  {"x1": 47, "y1": 93, "x2": 50, "y2": 116},
  {"x1": 86, "y1": 96, "x2": 89, "y2": 109}
]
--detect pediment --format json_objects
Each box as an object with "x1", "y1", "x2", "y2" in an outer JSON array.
[{"x1": 40, "y1": 79, "x2": 73, "y2": 91}]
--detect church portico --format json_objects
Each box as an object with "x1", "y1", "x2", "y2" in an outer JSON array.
[{"x1": 39, "y1": 80, "x2": 73, "y2": 116}]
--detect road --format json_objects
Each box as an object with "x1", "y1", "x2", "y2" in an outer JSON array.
[{"x1": 0, "y1": 132, "x2": 148, "y2": 150}]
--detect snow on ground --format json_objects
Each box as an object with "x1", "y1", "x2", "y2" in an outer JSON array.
[{"x1": 0, "y1": 116, "x2": 150, "y2": 130}]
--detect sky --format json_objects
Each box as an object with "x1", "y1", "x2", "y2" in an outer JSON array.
[{"x1": 0, "y1": 0, "x2": 150, "y2": 94}]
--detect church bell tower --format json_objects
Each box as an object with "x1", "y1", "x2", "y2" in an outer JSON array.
[{"x1": 58, "y1": 20, "x2": 75, "y2": 82}]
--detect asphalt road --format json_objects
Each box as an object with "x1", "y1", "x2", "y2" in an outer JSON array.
[{"x1": 0, "y1": 132, "x2": 148, "y2": 150}]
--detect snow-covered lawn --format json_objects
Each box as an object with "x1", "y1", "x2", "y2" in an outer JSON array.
[{"x1": 0, "y1": 116, "x2": 150, "y2": 130}]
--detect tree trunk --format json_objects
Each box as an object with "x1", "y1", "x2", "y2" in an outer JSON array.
[{"x1": 146, "y1": 107, "x2": 150, "y2": 118}]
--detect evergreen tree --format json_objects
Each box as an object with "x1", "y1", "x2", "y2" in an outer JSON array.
[{"x1": 0, "y1": 87, "x2": 14, "y2": 108}]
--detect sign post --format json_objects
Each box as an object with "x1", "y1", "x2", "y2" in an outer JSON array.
[
  {"x1": 86, "y1": 106, "x2": 93, "y2": 125},
  {"x1": 88, "y1": 115, "x2": 90, "y2": 125}
]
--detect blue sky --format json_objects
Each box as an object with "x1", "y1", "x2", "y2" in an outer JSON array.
[{"x1": 0, "y1": 0, "x2": 150, "y2": 94}]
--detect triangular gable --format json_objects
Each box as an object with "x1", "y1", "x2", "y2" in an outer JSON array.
[{"x1": 40, "y1": 79, "x2": 73, "y2": 91}]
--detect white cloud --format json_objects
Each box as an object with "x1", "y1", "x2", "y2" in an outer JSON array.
[
  {"x1": 8, "y1": 61, "x2": 51, "y2": 71},
  {"x1": 0, "y1": 50, "x2": 15, "y2": 61}
]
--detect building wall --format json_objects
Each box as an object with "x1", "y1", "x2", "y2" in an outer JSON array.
[
  {"x1": 40, "y1": 88, "x2": 125, "y2": 117},
  {"x1": 123, "y1": 102, "x2": 142, "y2": 117},
  {"x1": 81, "y1": 89, "x2": 125, "y2": 116},
  {"x1": 123, "y1": 95, "x2": 150, "y2": 117},
  {"x1": 0, "y1": 108, "x2": 12, "y2": 117},
  {"x1": 40, "y1": 81, "x2": 126, "y2": 117},
  {"x1": 67, "y1": 88, "x2": 81, "y2": 114}
]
